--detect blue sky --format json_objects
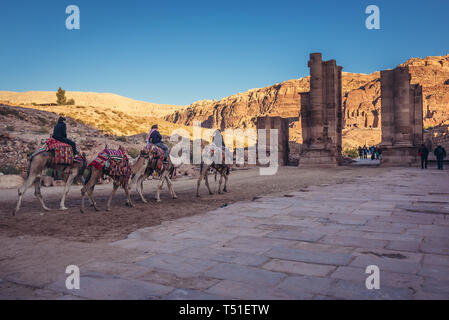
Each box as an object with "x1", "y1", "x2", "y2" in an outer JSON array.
[{"x1": 0, "y1": 0, "x2": 448, "y2": 105}]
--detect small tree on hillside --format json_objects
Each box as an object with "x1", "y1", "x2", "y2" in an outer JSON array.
[{"x1": 56, "y1": 87, "x2": 67, "y2": 105}]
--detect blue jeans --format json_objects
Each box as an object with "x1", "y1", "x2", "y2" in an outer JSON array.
[{"x1": 155, "y1": 142, "x2": 168, "y2": 160}]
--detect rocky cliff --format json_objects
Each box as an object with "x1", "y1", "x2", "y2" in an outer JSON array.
[{"x1": 165, "y1": 55, "x2": 449, "y2": 145}]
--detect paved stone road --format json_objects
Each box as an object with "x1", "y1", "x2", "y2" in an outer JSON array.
[{"x1": 4, "y1": 168, "x2": 449, "y2": 299}]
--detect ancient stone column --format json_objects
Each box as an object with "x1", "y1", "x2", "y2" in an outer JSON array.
[
  {"x1": 393, "y1": 67, "x2": 412, "y2": 146},
  {"x1": 380, "y1": 66, "x2": 423, "y2": 166},
  {"x1": 412, "y1": 84, "x2": 423, "y2": 146},
  {"x1": 299, "y1": 53, "x2": 343, "y2": 167},
  {"x1": 380, "y1": 70, "x2": 394, "y2": 146},
  {"x1": 308, "y1": 53, "x2": 324, "y2": 148},
  {"x1": 336, "y1": 66, "x2": 343, "y2": 152}
]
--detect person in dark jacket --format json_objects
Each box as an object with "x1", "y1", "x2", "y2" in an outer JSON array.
[
  {"x1": 52, "y1": 116, "x2": 77, "y2": 155},
  {"x1": 358, "y1": 146, "x2": 363, "y2": 159},
  {"x1": 418, "y1": 144, "x2": 430, "y2": 169},
  {"x1": 434, "y1": 145, "x2": 447, "y2": 170},
  {"x1": 147, "y1": 124, "x2": 168, "y2": 161}
]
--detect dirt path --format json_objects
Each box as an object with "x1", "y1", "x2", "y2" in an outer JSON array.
[{"x1": 0, "y1": 166, "x2": 389, "y2": 243}]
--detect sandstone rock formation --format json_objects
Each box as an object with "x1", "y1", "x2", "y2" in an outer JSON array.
[{"x1": 165, "y1": 55, "x2": 449, "y2": 149}]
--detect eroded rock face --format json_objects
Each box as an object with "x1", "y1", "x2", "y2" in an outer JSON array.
[
  {"x1": 166, "y1": 78, "x2": 310, "y2": 130},
  {"x1": 165, "y1": 55, "x2": 449, "y2": 140}
]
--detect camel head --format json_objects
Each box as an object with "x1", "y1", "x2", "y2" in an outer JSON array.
[{"x1": 140, "y1": 149, "x2": 150, "y2": 158}]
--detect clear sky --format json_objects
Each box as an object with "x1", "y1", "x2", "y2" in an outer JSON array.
[{"x1": 0, "y1": 0, "x2": 448, "y2": 105}]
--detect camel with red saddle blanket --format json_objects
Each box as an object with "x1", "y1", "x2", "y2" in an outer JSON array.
[
  {"x1": 129, "y1": 143, "x2": 178, "y2": 203},
  {"x1": 13, "y1": 138, "x2": 87, "y2": 215},
  {"x1": 80, "y1": 146, "x2": 150, "y2": 213}
]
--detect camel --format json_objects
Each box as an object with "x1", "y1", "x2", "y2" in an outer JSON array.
[
  {"x1": 196, "y1": 146, "x2": 230, "y2": 197},
  {"x1": 80, "y1": 148, "x2": 149, "y2": 213},
  {"x1": 13, "y1": 148, "x2": 87, "y2": 215},
  {"x1": 129, "y1": 144, "x2": 177, "y2": 203}
]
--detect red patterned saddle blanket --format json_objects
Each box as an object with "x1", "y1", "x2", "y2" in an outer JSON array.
[
  {"x1": 34, "y1": 138, "x2": 80, "y2": 165},
  {"x1": 89, "y1": 148, "x2": 131, "y2": 186}
]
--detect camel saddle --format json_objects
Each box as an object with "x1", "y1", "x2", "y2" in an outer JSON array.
[
  {"x1": 145, "y1": 143, "x2": 165, "y2": 171},
  {"x1": 89, "y1": 148, "x2": 131, "y2": 187},
  {"x1": 34, "y1": 138, "x2": 80, "y2": 165}
]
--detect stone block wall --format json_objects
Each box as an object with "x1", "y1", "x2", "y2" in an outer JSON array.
[{"x1": 256, "y1": 116, "x2": 290, "y2": 166}]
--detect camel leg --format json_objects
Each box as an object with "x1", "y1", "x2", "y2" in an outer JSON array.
[
  {"x1": 13, "y1": 174, "x2": 36, "y2": 215},
  {"x1": 218, "y1": 172, "x2": 223, "y2": 194},
  {"x1": 196, "y1": 175, "x2": 202, "y2": 197},
  {"x1": 136, "y1": 175, "x2": 148, "y2": 203},
  {"x1": 87, "y1": 184, "x2": 99, "y2": 211},
  {"x1": 165, "y1": 175, "x2": 177, "y2": 199},
  {"x1": 204, "y1": 171, "x2": 213, "y2": 195},
  {"x1": 106, "y1": 182, "x2": 119, "y2": 211},
  {"x1": 81, "y1": 171, "x2": 99, "y2": 213},
  {"x1": 34, "y1": 178, "x2": 51, "y2": 211},
  {"x1": 196, "y1": 166, "x2": 207, "y2": 197},
  {"x1": 223, "y1": 172, "x2": 228, "y2": 192},
  {"x1": 60, "y1": 168, "x2": 77, "y2": 210},
  {"x1": 124, "y1": 184, "x2": 134, "y2": 207},
  {"x1": 155, "y1": 176, "x2": 164, "y2": 202}
]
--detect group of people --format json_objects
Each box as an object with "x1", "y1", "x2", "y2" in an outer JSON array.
[
  {"x1": 418, "y1": 144, "x2": 447, "y2": 170},
  {"x1": 52, "y1": 117, "x2": 229, "y2": 164},
  {"x1": 358, "y1": 145, "x2": 382, "y2": 160},
  {"x1": 52, "y1": 117, "x2": 448, "y2": 170}
]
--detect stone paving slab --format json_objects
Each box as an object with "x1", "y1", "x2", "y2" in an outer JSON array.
[
  {"x1": 6, "y1": 167, "x2": 448, "y2": 299},
  {"x1": 265, "y1": 246, "x2": 353, "y2": 266},
  {"x1": 204, "y1": 263, "x2": 286, "y2": 286},
  {"x1": 46, "y1": 272, "x2": 174, "y2": 300}
]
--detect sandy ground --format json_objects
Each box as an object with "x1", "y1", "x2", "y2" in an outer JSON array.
[{"x1": 0, "y1": 166, "x2": 388, "y2": 243}]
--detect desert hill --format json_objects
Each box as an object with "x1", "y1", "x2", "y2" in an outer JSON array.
[{"x1": 0, "y1": 91, "x2": 184, "y2": 118}]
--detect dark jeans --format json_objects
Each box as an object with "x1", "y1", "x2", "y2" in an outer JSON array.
[
  {"x1": 54, "y1": 136, "x2": 77, "y2": 155},
  {"x1": 155, "y1": 142, "x2": 168, "y2": 160},
  {"x1": 421, "y1": 156, "x2": 428, "y2": 169},
  {"x1": 437, "y1": 158, "x2": 444, "y2": 170}
]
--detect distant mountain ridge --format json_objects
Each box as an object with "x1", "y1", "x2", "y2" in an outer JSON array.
[
  {"x1": 0, "y1": 91, "x2": 184, "y2": 118},
  {"x1": 164, "y1": 55, "x2": 449, "y2": 144}
]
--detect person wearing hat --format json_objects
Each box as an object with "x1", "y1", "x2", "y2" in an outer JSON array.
[
  {"x1": 52, "y1": 116, "x2": 77, "y2": 155},
  {"x1": 147, "y1": 124, "x2": 168, "y2": 161}
]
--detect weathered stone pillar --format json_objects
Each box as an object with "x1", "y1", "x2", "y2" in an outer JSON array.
[
  {"x1": 299, "y1": 53, "x2": 343, "y2": 167},
  {"x1": 336, "y1": 66, "x2": 343, "y2": 152},
  {"x1": 380, "y1": 70, "x2": 394, "y2": 146},
  {"x1": 394, "y1": 67, "x2": 412, "y2": 146},
  {"x1": 380, "y1": 66, "x2": 423, "y2": 166},
  {"x1": 308, "y1": 53, "x2": 324, "y2": 148}
]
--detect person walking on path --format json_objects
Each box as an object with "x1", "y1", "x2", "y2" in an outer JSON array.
[
  {"x1": 434, "y1": 145, "x2": 447, "y2": 170},
  {"x1": 418, "y1": 144, "x2": 430, "y2": 169}
]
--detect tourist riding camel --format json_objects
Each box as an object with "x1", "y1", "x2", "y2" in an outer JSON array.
[
  {"x1": 13, "y1": 130, "x2": 86, "y2": 215},
  {"x1": 146, "y1": 124, "x2": 168, "y2": 162},
  {"x1": 53, "y1": 116, "x2": 78, "y2": 155},
  {"x1": 129, "y1": 143, "x2": 178, "y2": 203},
  {"x1": 196, "y1": 139, "x2": 231, "y2": 197}
]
